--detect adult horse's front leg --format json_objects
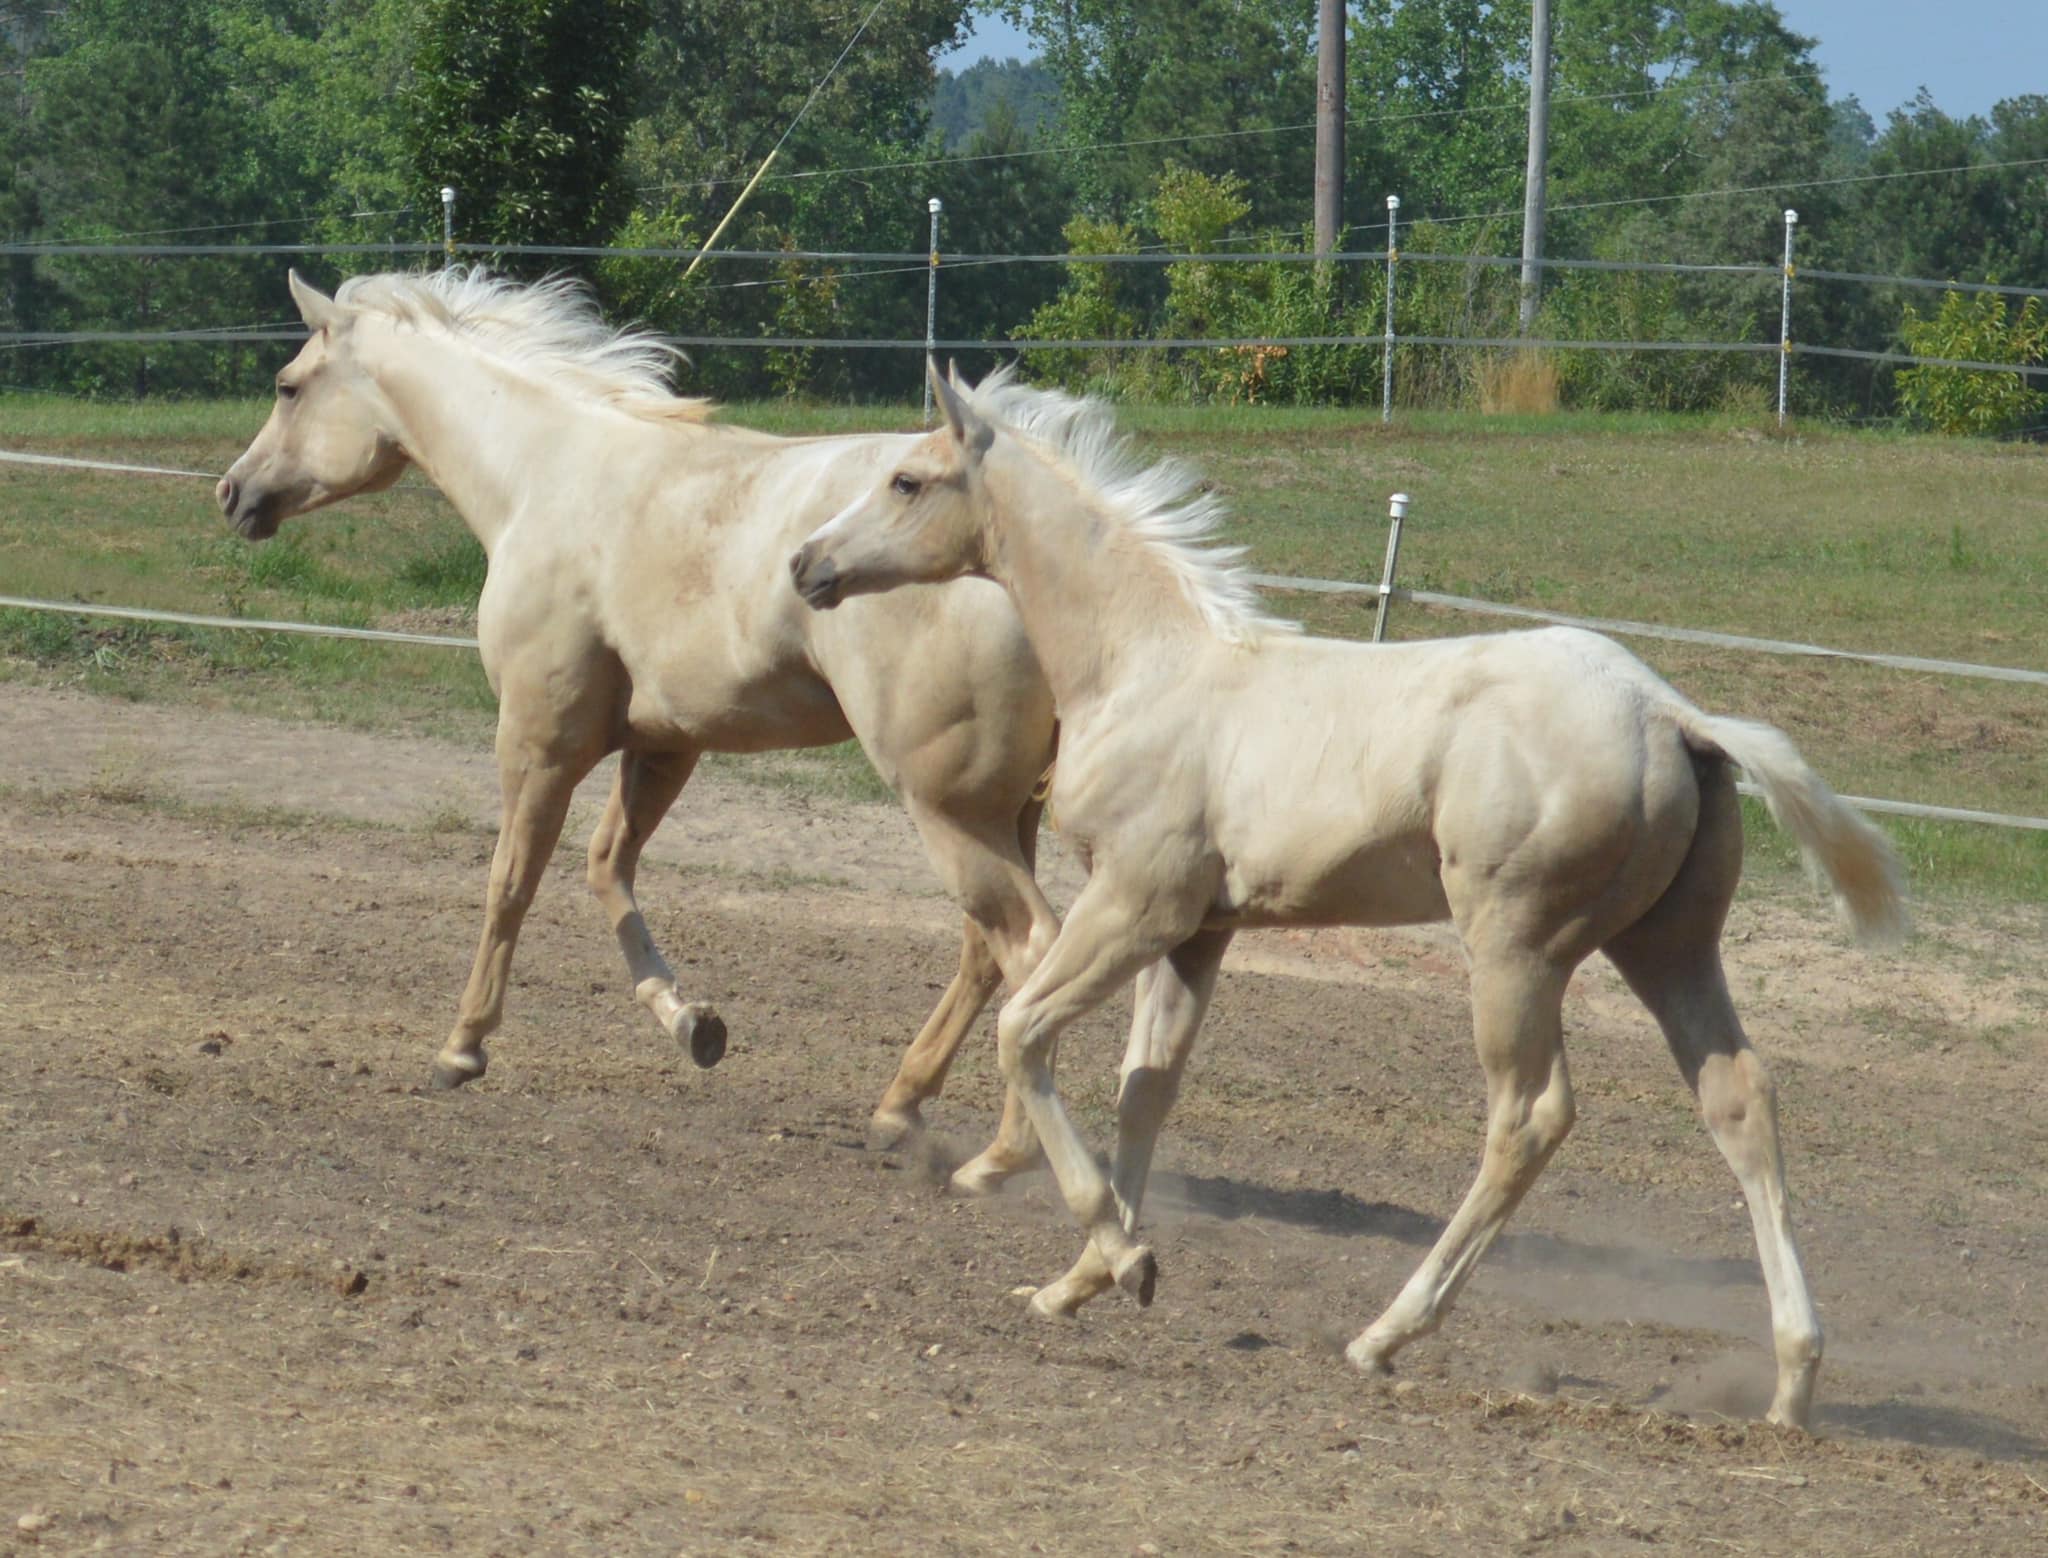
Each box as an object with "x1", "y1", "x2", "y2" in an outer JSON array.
[
  {"x1": 585, "y1": 747, "x2": 726, "y2": 1068},
  {"x1": 433, "y1": 738, "x2": 600, "y2": 1089}
]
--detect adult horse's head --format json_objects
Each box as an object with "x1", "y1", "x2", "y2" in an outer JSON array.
[
  {"x1": 216, "y1": 270, "x2": 409, "y2": 540},
  {"x1": 790, "y1": 362, "x2": 995, "y2": 610}
]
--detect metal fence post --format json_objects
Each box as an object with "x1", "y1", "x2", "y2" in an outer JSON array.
[
  {"x1": 923, "y1": 195, "x2": 943, "y2": 426},
  {"x1": 441, "y1": 186, "x2": 456, "y2": 269},
  {"x1": 1381, "y1": 195, "x2": 1401, "y2": 424},
  {"x1": 1372, "y1": 491, "x2": 1411, "y2": 642},
  {"x1": 1777, "y1": 207, "x2": 1798, "y2": 426}
]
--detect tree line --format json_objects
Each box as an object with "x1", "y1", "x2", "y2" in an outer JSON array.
[{"x1": 1, "y1": 1, "x2": 2042, "y2": 425}]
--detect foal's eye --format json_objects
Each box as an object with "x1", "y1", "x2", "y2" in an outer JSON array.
[
  {"x1": 276, "y1": 379, "x2": 299, "y2": 401},
  {"x1": 890, "y1": 473, "x2": 922, "y2": 497}
]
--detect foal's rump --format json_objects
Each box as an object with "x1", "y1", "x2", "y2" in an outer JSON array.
[{"x1": 1541, "y1": 625, "x2": 1908, "y2": 948}]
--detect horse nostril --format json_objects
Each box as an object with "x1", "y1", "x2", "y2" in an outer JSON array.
[
  {"x1": 789, "y1": 544, "x2": 812, "y2": 581},
  {"x1": 217, "y1": 476, "x2": 238, "y2": 514}
]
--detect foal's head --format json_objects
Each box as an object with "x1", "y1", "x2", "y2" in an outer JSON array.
[
  {"x1": 790, "y1": 364, "x2": 995, "y2": 610},
  {"x1": 217, "y1": 271, "x2": 409, "y2": 540}
]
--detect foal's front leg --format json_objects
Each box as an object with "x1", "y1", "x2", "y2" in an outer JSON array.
[
  {"x1": 1028, "y1": 927, "x2": 1233, "y2": 1317},
  {"x1": 432, "y1": 733, "x2": 601, "y2": 1089},
  {"x1": 992, "y1": 875, "x2": 1189, "y2": 1304},
  {"x1": 585, "y1": 748, "x2": 726, "y2": 1068}
]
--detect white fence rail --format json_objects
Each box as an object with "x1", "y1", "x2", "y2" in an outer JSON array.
[{"x1": 3, "y1": 450, "x2": 2040, "y2": 833}]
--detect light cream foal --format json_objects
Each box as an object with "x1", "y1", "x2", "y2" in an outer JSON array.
[
  {"x1": 216, "y1": 269, "x2": 1060, "y2": 1175},
  {"x1": 790, "y1": 364, "x2": 1908, "y2": 1430}
]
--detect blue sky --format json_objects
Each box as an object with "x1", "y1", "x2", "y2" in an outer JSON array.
[{"x1": 948, "y1": 3, "x2": 2045, "y2": 122}]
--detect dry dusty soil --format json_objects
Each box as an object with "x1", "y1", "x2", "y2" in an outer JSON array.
[{"x1": 3, "y1": 684, "x2": 2047, "y2": 1555}]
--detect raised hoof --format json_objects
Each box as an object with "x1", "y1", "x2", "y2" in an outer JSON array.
[
  {"x1": 674, "y1": 1004, "x2": 726, "y2": 1069},
  {"x1": 1113, "y1": 1247, "x2": 1158, "y2": 1308},
  {"x1": 430, "y1": 1051, "x2": 485, "y2": 1091}
]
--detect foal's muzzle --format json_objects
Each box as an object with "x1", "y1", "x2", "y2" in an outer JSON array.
[{"x1": 789, "y1": 542, "x2": 843, "y2": 610}]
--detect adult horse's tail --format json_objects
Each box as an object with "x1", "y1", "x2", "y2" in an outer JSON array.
[{"x1": 1675, "y1": 708, "x2": 1910, "y2": 948}]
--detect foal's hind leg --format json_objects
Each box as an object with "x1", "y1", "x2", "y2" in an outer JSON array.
[
  {"x1": 1347, "y1": 954, "x2": 1576, "y2": 1374},
  {"x1": 1604, "y1": 780, "x2": 1822, "y2": 1429},
  {"x1": 585, "y1": 748, "x2": 726, "y2": 1068}
]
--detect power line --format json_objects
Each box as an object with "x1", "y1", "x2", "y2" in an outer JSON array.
[{"x1": 635, "y1": 69, "x2": 1828, "y2": 198}]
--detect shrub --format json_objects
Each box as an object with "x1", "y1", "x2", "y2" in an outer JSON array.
[{"x1": 1896, "y1": 289, "x2": 2048, "y2": 437}]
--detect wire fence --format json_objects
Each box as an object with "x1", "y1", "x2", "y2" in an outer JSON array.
[
  {"x1": 1, "y1": 451, "x2": 2041, "y2": 834},
  {"x1": 3, "y1": 211, "x2": 2044, "y2": 421}
]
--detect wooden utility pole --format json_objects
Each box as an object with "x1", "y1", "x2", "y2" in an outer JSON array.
[
  {"x1": 1314, "y1": 0, "x2": 1346, "y2": 262},
  {"x1": 1519, "y1": 0, "x2": 1552, "y2": 332}
]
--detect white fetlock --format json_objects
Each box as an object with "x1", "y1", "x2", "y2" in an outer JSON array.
[{"x1": 1345, "y1": 1332, "x2": 1396, "y2": 1374}]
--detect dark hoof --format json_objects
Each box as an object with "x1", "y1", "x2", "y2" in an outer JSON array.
[
  {"x1": 1117, "y1": 1248, "x2": 1158, "y2": 1308},
  {"x1": 682, "y1": 1007, "x2": 727, "y2": 1069}
]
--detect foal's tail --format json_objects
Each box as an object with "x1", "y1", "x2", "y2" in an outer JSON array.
[{"x1": 1675, "y1": 707, "x2": 1910, "y2": 948}]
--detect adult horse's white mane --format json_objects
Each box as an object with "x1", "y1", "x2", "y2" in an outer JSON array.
[
  {"x1": 964, "y1": 368, "x2": 1300, "y2": 647},
  {"x1": 333, "y1": 267, "x2": 713, "y2": 424}
]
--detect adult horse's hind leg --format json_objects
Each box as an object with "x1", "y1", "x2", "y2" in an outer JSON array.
[
  {"x1": 1602, "y1": 771, "x2": 1823, "y2": 1430},
  {"x1": 868, "y1": 794, "x2": 1045, "y2": 1149},
  {"x1": 585, "y1": 747, "x2": 727, "y2": 1068},
  {"x1": 434, "y1": 735, "x2": 603, "y2": 1089},
  {"x1": 901, "y1": 797, "x2": 1064, "y2": 1196},
  {"x1": 1346, "y1": 953, "x2": 1576, "y2": 1375}
]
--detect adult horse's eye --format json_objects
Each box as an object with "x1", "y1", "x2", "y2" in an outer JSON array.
[
  {"x1": 277, "y1": 379, "x2": 299, "y2": 401},
  {"x1": 891, "y1": 473, "x2": 922, "y2": 497}
]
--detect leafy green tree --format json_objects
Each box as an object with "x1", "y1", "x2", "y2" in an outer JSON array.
[
  {"x1": 996, "y1": 0, "x2": 1314, "y2": 223},
  {"x1": 407, "y1": 0, "x2": 649, "y2": 253},
  {"x1": 26, "y1": 0, "x2": 279, "y2": 393}
]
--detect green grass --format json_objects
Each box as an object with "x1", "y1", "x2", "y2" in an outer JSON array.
[{"x1": 2, "y1": 392, "x2": 2042, "y2": 900}]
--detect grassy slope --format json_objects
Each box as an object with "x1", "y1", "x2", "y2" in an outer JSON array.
[{"x1": 1, "y1": 393, "x2": 2041, "y2": 895}]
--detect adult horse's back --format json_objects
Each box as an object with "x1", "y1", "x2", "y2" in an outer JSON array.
[{"x1": 216, "y1": 269, "x2": 1056, "y2": 1159}]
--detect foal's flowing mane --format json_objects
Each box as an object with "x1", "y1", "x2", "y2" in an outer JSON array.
[
  {"x1": 334, "y1": 268, "x2": 715, "y2": 425},
  {"x1": 964, "y1": 368, "x2": 1299, "y2": 647}
]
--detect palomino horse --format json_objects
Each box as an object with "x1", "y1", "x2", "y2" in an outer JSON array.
[
  {"x1": 216, "y1": 268, "x2": 1060, "y2": 1177},
  {"x1": 790, "y1": 364, "x2": 1908, "y2": 1430}
]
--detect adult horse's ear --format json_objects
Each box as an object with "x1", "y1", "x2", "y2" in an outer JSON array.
[
  {"x1": 288, "y1": 269, "x2": 343, "y2": 335},
  {"x1": 929, "y1": 359, "x2": 992, "y2": 461}
]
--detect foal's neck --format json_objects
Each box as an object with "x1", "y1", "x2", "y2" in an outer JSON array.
[{"x1": 984, "y1": 441, "x2": 1214, "y2": 715}]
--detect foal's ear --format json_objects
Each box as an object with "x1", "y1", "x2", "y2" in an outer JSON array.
[
  {"x1": 928, "y1": 359, "x2": 992, "y2": 462},
  {"x1": 287, "y1": 269, "x2": 345, "y2": 335}
]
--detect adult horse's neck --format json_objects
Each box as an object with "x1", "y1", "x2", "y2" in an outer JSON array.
[
  {"x1": 362, "y1": 321, "x2": 632, "y2": 556},
  {"x1": 981, "y1": 437, "x2": 1215, "y2": 717}
]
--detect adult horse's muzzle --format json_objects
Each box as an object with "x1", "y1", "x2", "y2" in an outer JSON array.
[
  {"x1": 216, "y1": 474, "x2": 281, "y2": 541},
  {"x1": 788, "y1": 541, "x2": 843, "y2": 610}
]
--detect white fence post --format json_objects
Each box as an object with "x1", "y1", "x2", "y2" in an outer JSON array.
[
  {"x1": 1777, "y1": 207, "x2": 1798, "y2": 425},
  {"x1": 440, "y1": 186, "x2": 456, "y2": 269},
  {"x1": 1381, "y1": 195, "x2": 1400, "y2": 424},
  {"x1": 923, "y1": 195, "x2": 943, "y2": 426},
  {"x1": 1372, "y1": 491, "x2": 1411, "y2": 642}
]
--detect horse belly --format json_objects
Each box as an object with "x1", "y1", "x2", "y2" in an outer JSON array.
[
  {"x1": 1215, "y1": 827, "x2": 1447, "y2": 929},
  {"x1": 626, "y1": 665, "x2": 852, "y2": 754}
]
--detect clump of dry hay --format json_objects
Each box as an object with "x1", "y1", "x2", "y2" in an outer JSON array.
[{"x1": 1477, "y1": 350, "x2": 1561, "y2": 415}]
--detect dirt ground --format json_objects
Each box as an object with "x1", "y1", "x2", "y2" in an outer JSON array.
[{"x1": 3, "y1": 683, "x2": 2046, "y2": 1556}]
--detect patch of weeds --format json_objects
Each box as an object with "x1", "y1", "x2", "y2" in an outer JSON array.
[
  {"x1": 83, "y1": 748, "x2": 160, "y2": 806},
  {"x1": 416, "y1": 794, "x2": 484, "y2": 836},
  {"x1": 399, "y1": 534, "x2": 488, "y2": 606}
]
